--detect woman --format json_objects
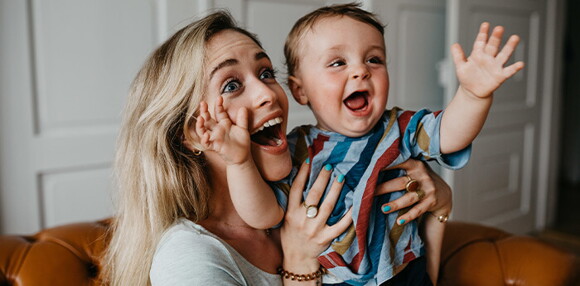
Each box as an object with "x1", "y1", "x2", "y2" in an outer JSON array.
[{"x1": 102, "y1": 10, "x2": 452, "y2": 285}]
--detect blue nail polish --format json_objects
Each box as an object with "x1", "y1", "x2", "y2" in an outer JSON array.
[
  {"x1": 382, "y1": 205, "x2": 391, "y2": 213},
  {"x1": 324, "y1": 164, "x2": 332, "y2": 171},
  {"x1": 305, "y1": 158, "x2": 310, "y2": 164},
  {"x1": 337, "y1": 174, "x2": 345, "y2": 183},
  {"x1": 399, "y1": 219, "x2": 406, "y2": 225}
]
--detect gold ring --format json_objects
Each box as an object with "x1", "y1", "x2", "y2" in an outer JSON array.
[
  {"x1": 303, "y1": 202, "x2": 318, "y2": 219},
  {"x1": 428, "y1": 212, "x2": 449, "y2": 223},
  {"x1": 415, "y1": 189, "x2": 425, "y2": 200},
  {"x1": 405, "y1": 175, "x2": 419, "y2": 192}
]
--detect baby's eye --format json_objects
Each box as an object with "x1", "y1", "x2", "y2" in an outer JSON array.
[
  {"x1": 222, "y1": 79, "x2": 241, "y2": 93},
  {"x1": 260, "y1": 68, "x2": 277, "y2": 80},
  {"x1": 368, "y1": 56, "x2": 384, "y2": 64},
  {"x1": 329, "y1": 60, "x2": 346, "y2": 67}
]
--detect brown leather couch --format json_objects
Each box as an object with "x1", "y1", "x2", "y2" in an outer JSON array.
[{"x1": 0, "y1": 219, "x2": 578, "y2": 286}]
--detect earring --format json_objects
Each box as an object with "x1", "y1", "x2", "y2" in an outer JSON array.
[{"x1": 193, "y1": 149, "x2": 202, "y2": 156}]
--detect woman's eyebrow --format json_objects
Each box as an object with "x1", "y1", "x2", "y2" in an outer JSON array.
[
  {"x1": 209, "y1": 52, "x2": 269, "y2": 79},
  {"x1": 255, "y1": 52, "x2": 270, "y2": 61},
  {"x1": 210, "y1": 58, "x2": 238, "y2": 79}
]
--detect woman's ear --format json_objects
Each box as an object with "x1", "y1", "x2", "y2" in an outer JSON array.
[{"x1": 288, "y1": 76, "x2": 309, "y2": 105}]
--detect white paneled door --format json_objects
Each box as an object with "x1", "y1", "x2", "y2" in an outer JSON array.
[{"x1": 443, "y1": 0, "x2": 547, "y2": 234}]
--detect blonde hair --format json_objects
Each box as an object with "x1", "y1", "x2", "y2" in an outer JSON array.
[
  {"x1": 284, "y1": 2, "x2": 385, "y2": 77},
  {"x1": 101, "y1": 11, "x2": 261, "y2": 286}
]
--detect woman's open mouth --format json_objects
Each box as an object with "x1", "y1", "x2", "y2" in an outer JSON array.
[
  {"x1": 344, "y1": 91, "x2": 369, "y2": 112},
  {"x1": 250, "y1": 117, "x2": 287, "y2": 152}
]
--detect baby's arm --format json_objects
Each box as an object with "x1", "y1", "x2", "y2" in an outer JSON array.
[
  {"x1": 196, "y1": 96, "x2": 284, "y2": 229},
  {"x1": 440, "y1": 22, "x2": 524, "y2": 154}
]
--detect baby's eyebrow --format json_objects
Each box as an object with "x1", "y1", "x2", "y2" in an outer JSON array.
[{"x1": 210, "y1": 59, "x2": 238, "y2": 79}]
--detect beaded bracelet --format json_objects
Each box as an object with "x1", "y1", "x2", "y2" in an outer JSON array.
[{"x1": 277, "y1": 266, "x2": 326, "y2": 282}]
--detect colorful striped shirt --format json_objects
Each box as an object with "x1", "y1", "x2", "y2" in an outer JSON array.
[{"x1": 271, "y1": 108, "x2": 470, "y2": 285}]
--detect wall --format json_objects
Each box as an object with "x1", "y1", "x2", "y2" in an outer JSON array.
[{"x1": 562, "y1": 0, "x2": 580, "y2": 184}]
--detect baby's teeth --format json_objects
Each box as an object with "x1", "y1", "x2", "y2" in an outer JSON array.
[{"x1": 275, "y1": 138, "x2": 283, "y2": 146}]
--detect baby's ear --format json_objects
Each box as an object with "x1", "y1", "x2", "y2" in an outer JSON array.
[{"x1": 288, "y1": 76, "x2": 308, "y2": 105}]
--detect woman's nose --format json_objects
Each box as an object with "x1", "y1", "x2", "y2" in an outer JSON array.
[
  {"x1": 253, "y1": 81, "x2": 277, "y2": 108},
  {"x1": 352, "y1": 64, "x2": 370, "y2": 80}
]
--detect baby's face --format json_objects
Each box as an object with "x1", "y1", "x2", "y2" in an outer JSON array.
[{"x1": 292, "y1": 16, "x2": 389, "y2": 137}]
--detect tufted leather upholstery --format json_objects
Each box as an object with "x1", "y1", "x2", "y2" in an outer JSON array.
[
  {"x1": 0, "y1": 220, "x2": 110, "y2": 286},
  {"x1": 0, "y1": 220, "x2": 578, "y2": 286}
]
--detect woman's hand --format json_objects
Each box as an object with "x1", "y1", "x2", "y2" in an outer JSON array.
[
  {"x1": 279, "y1": 161, "x2": 352, "y2": 279},
  {"x1": 376, "y1": 159, "x2": 452, "y2": 224}
]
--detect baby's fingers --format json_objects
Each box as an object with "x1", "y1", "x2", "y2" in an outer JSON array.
[
  {"x1": 236, "y1": 107, "x2": 249, "y2": 131},
  {"x1": 451, "y1": 43, "x2": 466, "y2": 66},
  {"x1": 496, "y1": 35, "x2": 520, "y2": 65},
  {"x1": 484, "y1": 26, "x2": 504, "y2": 56},
  {"x1": 472, "y1": 22, "x2": 490, "y2": 52},
  {"x1": 503, "y1": 61, "x2": 525, "y2": 78},
  {"x1": 214, "y1": 96, "x2": 230, "y2": 123}
]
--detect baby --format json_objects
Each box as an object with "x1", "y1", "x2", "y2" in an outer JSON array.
[{"x1": 195, "y1": 3, "x2": 523, "y2": 285}]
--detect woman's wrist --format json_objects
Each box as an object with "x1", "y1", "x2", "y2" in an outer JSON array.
[{"x1": 282, "y1": 257, "x2": 320, "y2": 274}]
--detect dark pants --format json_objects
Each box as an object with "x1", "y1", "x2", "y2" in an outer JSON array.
[{"x1": 323, "y1": 256, "x2": 432, "y2": 286}]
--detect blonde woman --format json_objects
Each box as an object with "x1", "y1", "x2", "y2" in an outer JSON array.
[{"x1": 102, "y1": 10, "x2": 452, "y2": 286}]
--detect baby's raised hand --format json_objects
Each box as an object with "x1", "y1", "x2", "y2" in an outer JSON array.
[
  {"x1": 195, "y1": 96, "x2": 252, "y2": 165},
  {"x1": 452, "y1": 22, "x2": 525, "y2": 99}
]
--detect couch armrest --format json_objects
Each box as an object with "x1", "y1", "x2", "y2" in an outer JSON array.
[
  {"x1": 439, "y1": 221, "x2": 580, "y2": 286},
  {"x1": 0, "y1": 220, "x2": 110, "y2": 286}
]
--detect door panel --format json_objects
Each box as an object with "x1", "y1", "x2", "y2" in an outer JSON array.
[
  {"x1": 444, "y1": 0, "x2": 545, "y2": 234},
  {"x1": 373, "y1": 0, "x2": 446, "y2": 112}
]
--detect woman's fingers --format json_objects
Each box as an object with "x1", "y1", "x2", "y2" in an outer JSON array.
[
  {"x1": 325, "y1": 208, "x2": 352, "y2": 239},
  {"x1": 304, "y1": 164, "x2": 332, "y2": 206},
  {"x1": 374, "y1": 176, "x2": 407, "y2": 195},
  {"x1": 317, "y1": 173, "x2": 345, "y2": 220},
  {"x1": 288, "y1": 159, "x2": 311, "y2": 210},
  {"x1": 396, "y1": 199, "x2": 435, "y2": 225}
]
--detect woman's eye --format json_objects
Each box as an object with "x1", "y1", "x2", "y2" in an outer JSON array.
[
  {"x1": 222, "y1": 80, "x2": 241, "y2": 93},
  {"x1": 329, "y1": 60, "x2": 345, "y2": 67},
  {"x1": 368, "y1": 57, "x2": 384, "y2": 64},
  {"x1": 260, "y1": 68, "x2": 276, "y2": 80}
]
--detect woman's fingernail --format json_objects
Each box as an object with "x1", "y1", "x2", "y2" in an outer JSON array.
[
  {"x1": 381, "y1": 205, "x2": 391, "y2": 213},
  {"x1": 305, "y1": 158, "x2": 310, "y2": 164},
  {"x1": 337, "y1": 174, "x2": 345, "y2": 183},
  {"x1": 324, "y1": 164, "x2": 332, "y2": 171},
  {"x1": 399, "y1": 219, "x2": 406, "y2": 225}
]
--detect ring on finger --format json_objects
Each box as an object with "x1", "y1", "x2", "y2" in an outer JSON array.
[
  {"x1": 415, "y1": 188, "x2": 425, "y2": 200},
  {"x1": 303, "y1": 202, "x2": 318, "y2": 219},
  {"x1": 405, "y1": 175, "x2": 420, "y2": 192}
]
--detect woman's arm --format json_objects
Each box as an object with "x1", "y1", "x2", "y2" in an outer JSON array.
[{"x1": 279, "y1": 160, "x2": 352, "y2": 285}]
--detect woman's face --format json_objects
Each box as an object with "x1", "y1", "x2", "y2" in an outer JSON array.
[{"x1": 203, "y1": 29, "x2": 292, "y2": 181}]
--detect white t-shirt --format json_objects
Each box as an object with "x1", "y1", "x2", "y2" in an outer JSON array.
[{"x1": 150, "y1": 218, "x2": 282, "y2": 286}]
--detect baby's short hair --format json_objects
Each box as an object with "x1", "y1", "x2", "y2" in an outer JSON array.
[{"x1": 283, "y1": 2, "x2": 385, "y2": 77}]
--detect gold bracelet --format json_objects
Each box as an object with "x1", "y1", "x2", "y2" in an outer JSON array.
[
  {"x1": 277, "y1": 266, "x2": 326, "y2": 281},
  {"x1": 428, "y1": 212, "x2": 449, "y2": 223}
]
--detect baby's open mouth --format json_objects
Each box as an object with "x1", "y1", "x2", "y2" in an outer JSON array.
[
  {"x1": 251, "y1": 117, "x2": 284, "y2": 147},
  {"x1": 344, "y1": 91, "x2": 369, "y2": 111}
]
